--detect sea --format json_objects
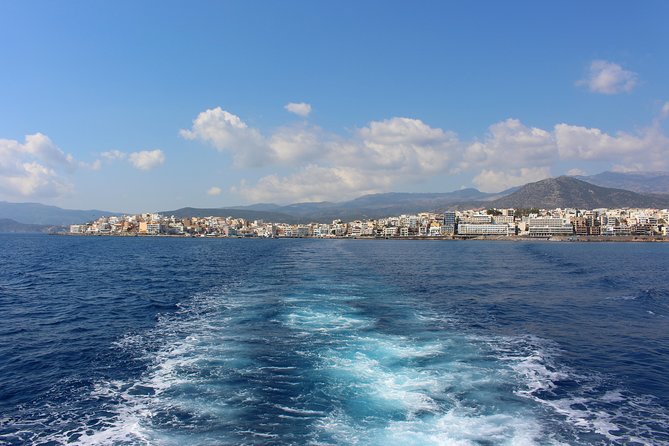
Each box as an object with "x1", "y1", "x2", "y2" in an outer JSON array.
[{"x1": 0, "y1": 234, "x2": 668, "y2": 445}]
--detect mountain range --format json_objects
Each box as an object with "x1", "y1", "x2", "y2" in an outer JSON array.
[
  {"x1": 0, "y1": 218, "x2": 64, "y2": 234},
  {"x1": 0, "y1": 201, "x2": 121, "y2": 226},
  {"x1": 1, "y1": 171, "x2": 668, "y2": 228},
  {"x1": 575, "y1": 171, "x2": 669, "y2": 194},
  {"x1": 220, "y1": 188, "x2": 514, "y2": 222}
]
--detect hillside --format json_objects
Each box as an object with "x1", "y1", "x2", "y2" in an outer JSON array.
[
  {"x1": 489, "y1": 176, "x2": 669, "y2": 209},
  {"x1": 0, "y1": 218, "x2": 63, "y2": 233},
  {"x1": 577, "y1": 171, "x2": 669, "y2": 194},
  {"x1": 7, "y1": 172, "x2": 669, "y2": 227},
  {"x1": 0, "y1": 201, "x2": 121, "y2": 226},
  {"x1": 228, "y1": 189, "x2": 510, "y2": 222}
]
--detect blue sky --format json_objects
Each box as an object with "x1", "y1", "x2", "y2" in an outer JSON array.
[{"x1": 1, "y1": 1, "x2": 668, "y2": 212}]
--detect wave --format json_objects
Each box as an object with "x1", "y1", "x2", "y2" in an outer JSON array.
[{"x1": 6, "y1": 270, "x2": 669, "y2": 445}]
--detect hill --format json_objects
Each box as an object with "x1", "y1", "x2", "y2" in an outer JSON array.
[
  {"x1": 0, "y1": 218, "x2": 64, "y2": 233},
  {"x1": 228, "y1": 189, "x2": 510, "y2": 222},
  {"x1": 489, "y1": 176, "x2": 669, "y2": 209},
  {"x1": 8, "y1": 171, "x2": 669, "y2": 227},
  {"x1": 577, "y1": 171, "x2": 669, "y2": 194},
  {"x1": 0, "y1": 201, "x2": 121, "y2": 226}
]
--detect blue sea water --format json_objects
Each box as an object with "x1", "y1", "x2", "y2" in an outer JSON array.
[{"x1": 1, "y1": 235, "x2": 668, "y2": 445}]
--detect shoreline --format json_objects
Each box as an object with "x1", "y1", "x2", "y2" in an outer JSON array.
[{"x1": 53, "y1": 233, "x2": 669, "y2": 242}]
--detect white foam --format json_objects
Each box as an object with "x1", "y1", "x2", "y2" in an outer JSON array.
[
  {"x1": 57, "y1": 286, "x2": 257, "y2": 445},
  {"x1": 284, "y1": 307, "x2": 372, "y2": 332},
  {"x1": 273, "y1": 404, "x2": 326, "y2": 416},
  {"x1": 322, "y1": 350, "x2": 441, "y2": 414},
  {"x1": 316, "y1": 408, "x2": 550, "y2": 446},
  {"x1": 486, "y1": 334, "x2": 669, "y2": 445}
]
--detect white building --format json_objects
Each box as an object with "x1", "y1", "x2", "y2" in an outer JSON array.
[
  {"x1": 383, "y1": 227, "x2": 398, "y2": 237},
  {"x1": 459, "y1": 214, "x2": 492, "y2": 224},
  {"x1": 528, "y1": 217, "x2": 573, "y2": 237},
  {"x1": 69, "y1": 224, "x2": 87, "y2": 234},
  {"x1": 457, "y1": 224, "x2": 510, "y2": 236}
]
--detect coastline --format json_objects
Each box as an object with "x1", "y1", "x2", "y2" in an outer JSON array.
[{"x1": 53, "y1": 233, "x2": 669, "y2": 242}]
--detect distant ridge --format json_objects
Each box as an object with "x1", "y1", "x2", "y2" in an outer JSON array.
[
  {"x1": 0, "y1": 201, "x2": 122, "y2": 226},
  {"x1": 7, "y1": 171, "x2": 669, "y2": 226},
  {"x1": 577, "y1": 171, "x2": 669, "y2": 194},
  {"x1": 0, "y1": 218, "x2": 62, "y2": 233},
  {"x1": 227, "y1": 189, "x2": 511, "y2": 222},
  {"x1": 488, "y1": 176, "x2": 669, "y2": 209}
]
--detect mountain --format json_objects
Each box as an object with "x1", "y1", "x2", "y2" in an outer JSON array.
[
  {"x1": 488, "y1": 176, "x2": 669, "y2": 209},
  {"x1": 228, "y1": 203, "x2": 284, "y2": 212},
  {"x1": 228, "y1": 189, "x2": 512, "y2": 222},
  {"x1": 0, "y1": 218, "x2": 64, "y2": 233},
  {"x1": 9, "y1": 172, "x2": 668, "y2": 227},
  {"x1": 576, "y1": 171, "x2": 669, "y2": 194},
  {"x1": 0, "y1": 201, "x2": 122, "y2": 226}
]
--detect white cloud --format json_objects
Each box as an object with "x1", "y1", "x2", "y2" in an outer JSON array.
[
  {"x1": 578, "y1": 60, "x2": 638, "y2": 94},
  {"x1": 472, "y1": 167, "x2": 551, "y2": 193},
  {"x1": 101, "y1": 149, "x2": 166, "y2": 170},
  {"x1": 284, "y1": 102, "x2": 312, "y2": 117},
  {"x1": 555, "y1": 123, "x2": 669, "y2": 170},
  {"x1": 184, "y1": 106, "x2": 669, "y2": 203},
  {"x1": 234, "y1": 165, "x2": 392, "y2": 203},
  {"x1": 101, "y1": 150, "x2": 127, "y2": 160},
  {"x1": 611, "y1": 164, "x2": 642, "y2": 173},
  {"x1": 661, "y1": 102, "x2": 669, "y2": 119},
  {"x1": 462, "y1": 119, "x2": 555, "y2": 171},
  {"x1": 349, "y1": 117, "x2": 458, "y2": 173},
  {"x1": 180, "y1": 107, "x2": 267, "y2": 167},
  {"x1": 566, "y1": 168, "x2": 587, "y2": 176},
  {"x1": 182, "y1": 108, "x2": 461, "y2": 176},
  {"x1": 269, "y1": 125, "x2": 324, "y2": 164},
  {"x1": 207, "y1": 186, "x2": 222, "y2": 196},
  {"x1": 128, "y1": 150, "x2": 165, "y2": 170},
  {"x1": 79, "y1": 159, "x2": 102, "y2": 170},
  {"x1": 0, "y1": 133, "x2": 76, "y2": 199},
  {"x1": 231, "y1": 117, "x2": 461, "y2": 203}
]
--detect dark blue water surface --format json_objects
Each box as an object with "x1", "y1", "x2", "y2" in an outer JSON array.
[{"x1": 1, "y1": 235, "x2": 668, "y2": 445}]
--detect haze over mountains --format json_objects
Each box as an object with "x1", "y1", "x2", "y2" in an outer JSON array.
[
  {"x1": 2, "y1": 171, "x2": 669, "y2": 229},
  {"x1": 0, "y1": 202, "x2": 121, "y2": 226},
  {"x1": 223, "y1": 188, "x2": 514, "y2": 222},
  {"x1": 575, "y1": 171, "x2": 669, "y2": 194}
]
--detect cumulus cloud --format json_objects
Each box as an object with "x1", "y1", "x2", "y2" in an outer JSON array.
[
  {"x1": 233, "y1": 165, "x2": 392, "y2": 203},
  {"x1": 128, "y1": 150, "x2": 165, "y2": 170},
  {"x1": 555, "y1": 123, "x2": 669, "y2": 170},
  {"x1": 349, "y1": 117, "x2": 458, "y2": 173},
  {"x1": 207, "y1": 186, "x2": 222, "y2": 196},
  {"x1": 181, "y1": 108, "x2": 460, "y2": 176},
  {"x1": 566, "y1": 168, "x2": 587, "y2": 176},
  {"x1": 101, "y1": 149, "x2": 166, "y2": 170},
  {"x1": 284, "y1": 102, "x2": 312, "y2": 117},
  {"x1": 269, "y1": 125, "x2": 325, "y2": 164},
  {"x1": 230, "y1": 116, "x2": 461, "y2": 202},
  {"x1": 101, "y1": 150, "x2": 127, "y2": 160},
  {"x1": 661, "y1": 102, "x2": 669, "y2": 119},
  {"x1": 185, "y1": 105, "x2": 669, "y2": 202},
  {"x1": 0, "y1": 133, "x2": 76, "y2": 199},
  {"x1": 578, "y1": 60, "x2": 638, "y2": 94},
  {"x1": 473, "y1": 167, "x2": 551, "y2": 193},
  {"x1": 180, "y1": 107, "x2": 266, "y2": 167},
  {"x1": 462, "y1": 119, "x2": 555, "y2": 171}
]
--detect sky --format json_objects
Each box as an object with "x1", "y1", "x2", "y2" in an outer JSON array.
[{"x1": 1, "y1": 1, "x2": 668, "y2": 213}]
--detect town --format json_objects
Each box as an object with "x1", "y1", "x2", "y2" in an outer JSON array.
[{"x1": 68, "y1": 207, "x2": 669, "y2": 239}]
